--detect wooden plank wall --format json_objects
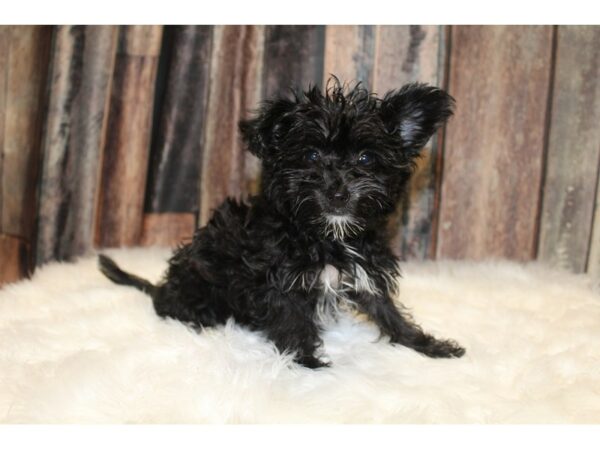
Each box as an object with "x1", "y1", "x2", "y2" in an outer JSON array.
[
  {"x1": 263, "y1": 26, "x2": 325, "y2": 99},
  {"x1": 538, "y1": 26, "x2": 600, "y2": 273},
  {"x1": 142, "y1": 26, "x2": 212, "y2": 246},
  {"x1": 36, "y1": 26, "x2": 118, "y2": 264},
  {"x1": 1, "y1": 25, "x2": 599, "y2": 287},
  {"x1": 438, "y1": 26, "x2": 554, "y2": 261},
  {"x1": 95, "y1": 26, "x2": 163, "y2": 248},
  {"x1": 0, "y1": 26, "x2": 52, "y2": 284},
  {"x1": 199, "y1": 25, "x2": 265, "y2": 225}
]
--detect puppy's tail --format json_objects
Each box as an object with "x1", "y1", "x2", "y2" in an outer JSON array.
[{"x1": 98, "y1": 254, "x2": 157, "y2": 297}]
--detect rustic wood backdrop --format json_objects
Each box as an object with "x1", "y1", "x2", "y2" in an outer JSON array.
[{"x1": 0, "y1": 25, "x2": 599, "y2": 286}]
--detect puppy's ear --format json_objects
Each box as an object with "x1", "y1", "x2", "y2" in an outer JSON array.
[
  {"x1": 379, "y1": 83, "x2": 454, "y2": 152},
  {"x1": 239, "y1": 98, "x2": 296, "y2": 159}
]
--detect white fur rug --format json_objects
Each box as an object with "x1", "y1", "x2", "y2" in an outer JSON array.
[{"x1": 1, "y1": 248, "x2": 599, "y2": 423}]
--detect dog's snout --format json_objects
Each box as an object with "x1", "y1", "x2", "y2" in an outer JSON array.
[
  {"x1": 328, "y1": 186, "x2": 350, "y2": 208},
  {"x1": 332, "y1": 189, "x2": 349, "y2": 203}
]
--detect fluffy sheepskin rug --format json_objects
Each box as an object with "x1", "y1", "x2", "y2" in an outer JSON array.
[{"x1": 1, "y1": 247, "x2": 599, "y2": 423}]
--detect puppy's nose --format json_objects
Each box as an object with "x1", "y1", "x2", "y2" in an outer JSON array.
[{"x1": 329, "y1": 188, "x2": 350, "y2": 208}]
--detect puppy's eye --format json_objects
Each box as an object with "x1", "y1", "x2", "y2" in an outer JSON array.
[
  {"x1": 305, "y1": 150, "x2": 320, "y2": 162},
  {"x1": 357, "y1": 151, "x2": 373, "y2": 166}
]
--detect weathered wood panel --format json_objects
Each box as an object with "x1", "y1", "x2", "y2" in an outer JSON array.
[
  {"x1": 145, "y1": 26, "x2": 212, "y2": 214},
  {"x1": 373, "y1": 26, "x2": 443, "y2": 94},
  {"x1": 199, "y1": 25, "x2": 264, "y2": 225},
  {"x1": 0, "y1": 234, "x2": 29, "y2": 286},
  {"x1": 372, "y1": 25, "x2": 446, "y2": 260},
  {"x1": 95, "y1": 26, "x2": 163, "y2": 247},
  {"x1": 263, "y1": 26, "x2": 325, "y2": 98},
  {"x1": 588, "y1": 168, "x2": 600, "y2": 277},
  {"x1": 0, "y1": 26, "x2": 52, "y2": 239},
  {"x1": 0, "y1": 27, "x2": 8, "y2": 230},
  {"x1": 537, "y1": 26, "x2": 600, "y2": 273},
  {"x1": 140, "y1": 213, "x2": 195, "y2": 247},
  {"x1": 323, "y1": 25, "x2": 376, "y2": 88},
  {"x1": 2, "y1": 24, "x2": 599, "y2": 284},
  {"x1": 437, "y1": 26, "x2": 554, "y2": 261},
  {"x1": 36, "y1": 26, "x2": 118, "y2": 264}
]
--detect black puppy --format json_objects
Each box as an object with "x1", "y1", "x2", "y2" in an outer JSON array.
[{"x1": 99, "y1": 79, "x2": 465, "y2": 368}]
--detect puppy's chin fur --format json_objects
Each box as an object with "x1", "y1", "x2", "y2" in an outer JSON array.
[
  {"x1": 322, "y1": 215, "x2": 363, "y2": 241},
  {"x1": 99, "y1": 79, "x2": 465, "y2": 368}
]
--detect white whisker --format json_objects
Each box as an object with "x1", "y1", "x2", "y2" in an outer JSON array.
[{"x1": 323, "y1": 214, "x2": 363, "y2": 241}]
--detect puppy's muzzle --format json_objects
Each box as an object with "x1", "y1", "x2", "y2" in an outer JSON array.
[
  {"x1": 324, "y1": 178, "x2": 350, "y2": 212},
  {"x1": 329, "y1": 188, "x2": 350, "y2": 209}
]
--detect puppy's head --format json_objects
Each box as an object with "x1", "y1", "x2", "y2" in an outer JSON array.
[{"x1": 240, "y1": 79, "x2": 454, "y2": 240}]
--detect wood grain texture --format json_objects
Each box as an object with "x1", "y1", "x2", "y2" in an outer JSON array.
[
  {"x1": 372, "y1": 25, "x2": 445, "y2": 260},
  {"x1": 0, "y1": 234, "x2": 29, "y2": 286},
  {"x1": 263, "y1": 26, "x2": 324, "y2": 98},
  {"x1": 0, "y1": 27, "x2": 8, "y2": 229},
  {"x1": 36, "y1": 26, "x2": 118, "y2": 264},
  {"x1": 145, "y1": 26, "x2": 213, "y2": 214},
  {"x1": 96, "y1": 26, "x2": 163, "y2": 248},
  {"x1": 538, "y1": 26, "x2": 600, "y2": 273},
  {"x1": 199, "y1": 25, "x2": 264, "y2": 225},
  {"x1": 323, "y1": 25, "x2": 376, "y2": 88},
  {"x1": 373, "y1": 26, "x2": 442, "y2": 93},
  {"x1": 437, "y1": 26, "x2": 554, "y2": 261},
  {"x1": 0, "y1": 26, "x2": 52, "y2": 239},
  {"x1": 588, "y1": 167, "x2": 600, "y2": 277},
  {"x1": 140, "y1": 213, "x2": 195, "y2": 247},
  {"x1": 120, "y1": 26, "x2": 163, "y2": 57}
]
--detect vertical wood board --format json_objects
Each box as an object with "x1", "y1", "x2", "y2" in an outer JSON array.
[
  {"x1": 1, "y1": 26, "x2": 52, "y2": 239},
  {"x1": 199, "y1": 25, "x2": 264, "y2": 225},
  {"x1": 96, "y1": 26, "x2": 163, "y2": 247},
  {"x1": 437, "y1": 26, "x2": 554, "y2": 261},
  {"x1": 263, "y1": 25, "x2": 325, "y2": 98},
  {"x1": 145, "y1": 25, "x2": 213, "y2": 214},
  {"x1": 537, "y1": 26, "x2": 600, "y2": 273},
  {"x1": 0, "y1": 234, "x2": 29, "y2": 286},
  {"x1": 323, "y1": 25, "x2": 376, "y2": 88},
  {"x1": 36, "y1": 25, "x2": 118, "y2": 263}
]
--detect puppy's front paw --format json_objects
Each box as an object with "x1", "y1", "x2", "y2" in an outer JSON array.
[
  {"x1": 419, "y1": 338, "x2": 465, "y2": 359},
  {"x1": 296, "y1": 355, "x2": 331, "y2": 369}
]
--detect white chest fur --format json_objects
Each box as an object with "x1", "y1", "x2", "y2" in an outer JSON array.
[
  {"x1": 318, "y1": 263, "x2": 380, "y2": 296},
  {"x1": 319, "y1": 264, "x2": 341, "y2": 293},
  {"x1": 287, "y1": 244, "x2": 398, "y2": 322},
  {"x1": 315, "y1": 262, "x2": 381, "y2": 323}
]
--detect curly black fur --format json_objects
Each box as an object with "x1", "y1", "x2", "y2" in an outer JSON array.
[{"x1": 99, "y1": 79, "x2": 464, "y2": 369}]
